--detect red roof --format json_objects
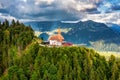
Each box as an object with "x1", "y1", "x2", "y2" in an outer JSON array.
[
  {"x1": 62, "y1": 42, "x2": 73, "y2": 46},
  {"x1": 49, "y1": 34, "x2": 64, "y2": 42}
]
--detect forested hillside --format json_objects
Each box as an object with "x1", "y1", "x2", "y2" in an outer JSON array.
[
  {"x1": 0, "y1": 20, "x2": 120, "y2": 80},
  {"x1": 0, "y1": 19, "x2": 34, "y2": 79}
]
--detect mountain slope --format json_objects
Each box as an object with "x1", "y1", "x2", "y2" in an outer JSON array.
[
  {"x1": 63, "y1": 20, "x2": 120, "y2": 45},
  {"x1": 25, "y1": 20, "x2": 120, "y2": 45},
  {"x1": 109, "y1": 24, "x2": 120, "y2": 35}
]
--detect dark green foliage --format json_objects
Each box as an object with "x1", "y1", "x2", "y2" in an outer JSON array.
[
  {"x1": 1, "y1": 43, "x2": 120, "y2": 80},
  {"x1": 3, "y1": 66, "x2": 27, "y2": 80},
  {"x1": 0, "y1": 20, "x2": 120, "y2": 80},
  {"x1": 0, "y1": 19, "x2": 34, "y2": 48},
  {"x1": 0, "y1": 19, "x2": 34, "y2": 78}
]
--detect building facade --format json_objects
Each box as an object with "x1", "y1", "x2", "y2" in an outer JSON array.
[{"x1": 49, "y1": 28, "x2": 64, "y2": 46}]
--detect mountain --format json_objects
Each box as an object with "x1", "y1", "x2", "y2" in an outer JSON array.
[
  {"x1": 25, "y1": 20, "x2": 120, "y2": 45},
  {"x1": 62, "y1": 20, "x2": 120, "y2": 45},
  {"x1": 25, "y1": 21, "x2": 76, "y2": 31},
  {"x1": 108, "y1": 24, "x2": 120, "y2": 35},
  {"x1": 25, "y1": 20, "x2": 120, "y2": 51}
]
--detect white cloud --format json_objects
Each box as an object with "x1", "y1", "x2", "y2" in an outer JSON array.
[
  {"x1": 34, "y1": 28, "x2": 71, "y2": 37},
  {"x1": 97, "y1": 1, "x2": 112, "y2": 13},
  {"x1": 61, "y1": 20, "x2": 79, "y2": 23},
  {"x1": 22, "y1": 0, "x2": 27, "y2": 2},
  {"x1": 76, "y1": 3, "x2": 96, "y2": 11},
  {"x1": 55, "y1": 0, "x2": 97, "y2": 12},
  {"x1": 0, "y1": 0, "x2": 99, "y2": 20},
  {"x1": 45, "y1": 28, "x2": 71, "y2": 35},
  {"x1": 19, "y1": 16, "x2": 48, "y2": 22},
  {"x1": 0, "y1": 0, "x2": 120, "y2": 26},
  {"x1": 0, "y1": 13, "x2": 17, "y2": 21},
  {"x1": 104, "y1": 2, "x2": 111, "y2": 8},
  {"x1": 0, "y1": 3, "x2": 3, "y2": 8},
  {"x1": 35, "y1": 0, "x2": 55, "y2": 5},
  {"x1": 81, "y1": 12, "x2": 120, "y2": 25},
  {"x1": 19, "y1": 0, "x2": 27, "y2": 2}
]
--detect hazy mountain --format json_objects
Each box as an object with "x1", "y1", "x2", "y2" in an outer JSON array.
[
  {"x1": 62, "y1": 21, "x2": 120, "y2": 45},
  {"x1": 109, "y1": 24, "x2": 120, "y2": 35},
  {"x1": 25, "y1": 20, "x2": 120, "y2": 46}
]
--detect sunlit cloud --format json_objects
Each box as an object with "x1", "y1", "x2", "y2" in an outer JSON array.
[
  {"x1": 0, "y1": 13, "x2": 17, "y2": 21},
  {"x1": 0, "y1": 0, "x2": 120, "y2": 25},
  {"x1": 81, "y1": 12, "x2": 120, "y2": 25},
  {"x1": 35, "y1": 0, "x2": 54, "y2": 5}
]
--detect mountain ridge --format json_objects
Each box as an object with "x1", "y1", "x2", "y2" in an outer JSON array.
[{"x1": 25, "y1": 20, "x2": 120, "y2": 45}]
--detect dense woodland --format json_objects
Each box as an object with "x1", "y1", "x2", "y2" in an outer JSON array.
[{"x1": 0, "y1": 20, "x2": 120, "y2": 80}]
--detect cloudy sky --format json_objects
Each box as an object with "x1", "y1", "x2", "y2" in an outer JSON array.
[{"x1": 0, "y1": 0, "x2": 120, "y2": 25}]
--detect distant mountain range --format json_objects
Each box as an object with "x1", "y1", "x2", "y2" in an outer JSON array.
[
  {"x1": 25, "y1": 20, "x2": 120, "y2": 51},
  {"x1": 109, "y1": 23, "x2": 120, "y2": 35}
]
